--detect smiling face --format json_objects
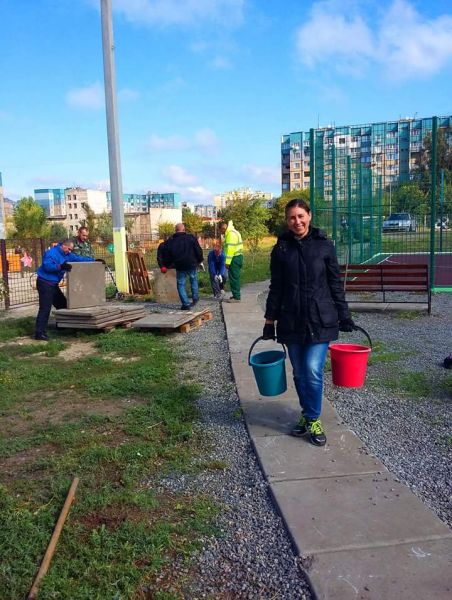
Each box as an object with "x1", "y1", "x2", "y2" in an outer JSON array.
[
  {"x1": 78, "y1": 228, "x2": 89, "y2": 242},
  {"x1": 286, "y1": 205, "x2": 312, "y2": 238}
]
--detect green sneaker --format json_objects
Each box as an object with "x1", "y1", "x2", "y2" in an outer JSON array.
[
  {"x1": 290, "y1": 414, "x2": 308, "y2": 437},
  {"x1": 307, "y1": 418, "x2": 326, "y2": 446}
]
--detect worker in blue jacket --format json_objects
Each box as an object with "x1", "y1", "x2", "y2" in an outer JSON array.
[
  {"x1": 207, "y1": 243, "x2": 227, "y2": 299},
  {"x1": 34, "y1": 238, "x2": 99, "y2": 340}
]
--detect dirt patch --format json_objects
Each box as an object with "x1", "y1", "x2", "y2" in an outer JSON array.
[
  {"x1": 1, "y1": 391, "x2": 144, "y2": 435},
  {"x1": 60, "y1": 340, "x2": 97, "y2": 361},
  {"x1": 0, "y1": 443, "x2": 58, "y2": 482}
]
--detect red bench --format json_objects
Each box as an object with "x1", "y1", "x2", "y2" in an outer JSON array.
[{"x1": 340, "y1": 263, "x2": 431, "y2": 314}]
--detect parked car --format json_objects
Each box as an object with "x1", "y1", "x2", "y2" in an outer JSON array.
[
  {"x1": 382, "y1": 213, "x2": 417, "y2": 233},
  {"x1": 435, "y1": 217, "x2": 449, "y2": 230}
]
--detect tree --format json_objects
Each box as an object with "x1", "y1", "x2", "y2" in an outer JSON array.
[
  {"x1": 414, "y1": 127, "x2": 452, "y2": 193},
  {"x1": 12, "y1": 197, "x2": 50, "y2": 238},
  {"x1": 158, "y1": 221, "x2": 175, "y2": 240},
  {"x1": 268, "y1": 189, "x2": 310, "y2": 235},
  {"x1": 80, "y1": 202, "x2": 97, "y2": 234},
  {"x1": 96, "y1": 211, "x2": 134, "y2": 239},
  {"x1": 182, "y1": 209, "x2": 203, "y2": 235},
  {"x1": 218, "y1": 191, "x2": 269, "y2": 251},
  {"x1": 390, "y1": 182, "x2": 428, "y2": 218},
  {"x1": 49, "y1": 223, "x2": 68, "y2": 241}
]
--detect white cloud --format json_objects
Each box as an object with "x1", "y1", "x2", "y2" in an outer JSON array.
[
  {"x1": 194, "y1": 128, "x2": 220, "y2": 154},
  {"x1": 146, "y1": 129, "x2": 220, "y2": 155},
  {"x1": 118, "y1": 88, "x2": 140, "y2": 102},
  {"x1": 113, "y1": 0, "x2": 245, "y2": 28},
  {"x1": 209, "y1": 55, "x2": 233, "y2": 69},
  {"x1": 242, "y1": 164, "x2": 281, "y2": 186},
  {"x1": 162, "y1": 165, "x2": 198, "y2": 186},
  {"x1": 66, "y1": 82, "x2": 140, "y2": 110},
  {"x1": 295, "y1": 0, "x2": 452, "y2": 80},
  {"x1": 66, "y1": 82, "x2": 104, "y2": 110},
  {"x1": 147, "y1": 134, "x2": 190, "y2": 151}
]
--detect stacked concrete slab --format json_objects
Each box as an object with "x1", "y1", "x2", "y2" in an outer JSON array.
[{"x1": 56, "y1": 305, "x2": 147, "y2": 329}]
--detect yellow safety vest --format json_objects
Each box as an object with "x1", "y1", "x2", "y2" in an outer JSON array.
[{"x1": 224, "y1": 227, "x2": 243, "y2": 265}]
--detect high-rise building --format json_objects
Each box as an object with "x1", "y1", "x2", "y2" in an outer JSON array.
[
  {"x1": 281, "y1": 115, "x2": 452, "y2": 201},
  {"x1": 194, "y1": 204, "x2": 217, "y2": 219},
  {"x1": 34, "y1": 188, "x2": 66, "y2": 216},
  {"x1": 108, "y1": 192, "x2": 181, "y2": 213},
  {"x1": 214, "y1": 187, "x2": 274, "y2": 209}
]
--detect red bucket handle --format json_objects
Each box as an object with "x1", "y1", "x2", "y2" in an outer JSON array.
[
  {"x1": 346, "y1": 325, "x2": 373, "y2": 350},
  {"x1": 248, "y1": 337, "x2": 287, "y2": 366}
]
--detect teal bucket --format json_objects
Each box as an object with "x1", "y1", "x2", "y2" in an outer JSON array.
[{"x1": 248, "y1": 337, "x2": 287, "y2": 396}]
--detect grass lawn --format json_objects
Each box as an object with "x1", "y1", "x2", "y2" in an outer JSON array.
[{"x1": 0, "y1": 318, "x2": 219, "y2": 599}]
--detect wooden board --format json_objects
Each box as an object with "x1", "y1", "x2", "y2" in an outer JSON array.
[{"x1": 131, "y1": 309, "x2": 212, "y2": 332}]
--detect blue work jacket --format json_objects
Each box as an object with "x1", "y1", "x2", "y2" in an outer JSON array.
[{"x1": 37, "y1": 244, "x2": 94, "y2": 284}]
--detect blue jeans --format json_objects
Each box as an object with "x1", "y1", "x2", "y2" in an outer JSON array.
[
  {"x1": 287, "y1": 342, "x2": 329, "y2": 420},
  {"x1": 176, "y1": 269, "x2": 199, "y2": 307}
]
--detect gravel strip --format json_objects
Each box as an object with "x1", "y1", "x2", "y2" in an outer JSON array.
[
  {"x1": 256, "y1": 290, "x2": 452, "y2": 528},
  {"x1": 149, "y1": 299, "x2": 312, "y2": 599},
  {"x1": 329, "y1": 293, "x2": 452, "y2": 527}
]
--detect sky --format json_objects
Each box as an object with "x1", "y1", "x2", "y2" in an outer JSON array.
[{"x1": 1, "y1": 0, "x2": 452, "y2": 204}]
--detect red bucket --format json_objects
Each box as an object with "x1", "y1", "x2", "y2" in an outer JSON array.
[{"x1": 329, "y1": 326, "x2": 372, "y2": 388}]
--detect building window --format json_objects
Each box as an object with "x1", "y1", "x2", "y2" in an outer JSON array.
[
  {"x1": 294, "y1": 152, "x2": 301, "y2": 159},
  {"x1": 67, "y1": 195, "x2": 71, "y2": 200},
  {"x1": 68, "y1": 203, "x2": 72, "y2": 209},
  {"x1": 293, "y1": 183, "x2": 301, "y2": 189},
  {"x1": 74, "y1": 214, "x2": 78, "y2": 220},
  {"x1": 339, "y1": 137, "x2": 346, "y2": 144},
  {"x1": 73, "y1": 195, "x2": 77, "y2": 200},
  {"x1": 294, "y1": 162, "x2": 301, "y2": 169},
  {"x1": 73, "y1": 203, "x2": 77, "y2": 208},
  {"x1": 293, "y1": 173, "x2": 300, "y2": 179},
  {"x1": 69, "y1": 214, "x2": 72, "y2": 219}
]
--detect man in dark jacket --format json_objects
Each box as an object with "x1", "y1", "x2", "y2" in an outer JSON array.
[
  {"x1": 263, "y1": 199, "x2": 355, "y2": 446},
  {"x1": 164, "y1": 223, "x2": 203, "y2": 310},
  {"x1": 34, "y1": 238, "x2": 96, "y2": 340}
]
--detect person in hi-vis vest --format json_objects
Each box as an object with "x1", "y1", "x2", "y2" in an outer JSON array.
[{"x1": 220, "y1": 220, "x2": 243, "y2": 303}]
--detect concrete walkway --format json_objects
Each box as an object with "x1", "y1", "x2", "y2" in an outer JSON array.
[{"x1": 222, "y1": 281, "x2": 452, "y2": 600}]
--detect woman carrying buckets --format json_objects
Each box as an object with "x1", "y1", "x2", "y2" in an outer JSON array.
[{"x1": 262, "y1": 199, "x2": 355, "y2": 446}]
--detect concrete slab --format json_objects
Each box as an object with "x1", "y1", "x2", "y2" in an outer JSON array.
[
  {"x1": 131, "y1": 309, "x2": 209, "y2": 330},
  {"x1": 66, "y1": 262, "x2": 106, "y2": 309},
  {"x1": 305, "y1": 539, "x2": 452, "y2": 600},
  {"x1": 347, "y1": 301, "x2": 429, "y2": 313},
  {"x1": 149, "y1": 268, "x2": 180, "y2": 303},
  {"x1": 253, "y1": 428, "x2": 381, "y2": 482},
  {"x1": 270, "y1": 474, "x2": 452, "y2": 555}
]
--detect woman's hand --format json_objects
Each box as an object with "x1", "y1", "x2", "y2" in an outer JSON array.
[
  {"x1": 338, "y1": 318, "x2": 356, "y2": 332},
  {"x1": 262, "y1": 322, "x2": 276, "y2": 340}
]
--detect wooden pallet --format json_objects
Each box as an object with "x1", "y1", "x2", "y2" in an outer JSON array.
[
  {"x1": 179, "y1": 310, "x2": 213, "y2": 333},
  {"x1": 127, "y1": 251, "x2": 151, "y2": 295},
  {"x1": 131, "y1": 309, "x2": 213, "y2": 334}
]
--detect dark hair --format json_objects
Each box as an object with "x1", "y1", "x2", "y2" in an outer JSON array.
[
  {"x1": 78, "y1": 226, "x2": 88, "y2": 232},
  {"x1": 285, "y1": 198, "x2": 311, "y2": 216},
  {"x1": 61, "y1": 238, "x2": 74, "y2": 246}
]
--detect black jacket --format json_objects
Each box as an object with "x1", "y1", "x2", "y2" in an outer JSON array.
[
  {"x1": 164, "y1": 232, "x2": 203, "y2": 271},
  {"x1": 265, "y1": 227, "x2": 350, "y2": 344}
]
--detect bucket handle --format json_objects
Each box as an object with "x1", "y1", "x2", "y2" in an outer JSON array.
[
  {"x1": 248, "y1": 337, "x2": 287, "y2": 366},
  {"x1": 350, "y1": 325, "x2": 373, "y2": 350}
]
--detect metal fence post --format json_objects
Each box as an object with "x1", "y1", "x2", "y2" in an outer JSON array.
[
  {"x1": 429, "y1": 116, "x2": 437, "y2": 290},
  {"x1": 0, "y1": 238, "x2": 10, "y2": 309}
]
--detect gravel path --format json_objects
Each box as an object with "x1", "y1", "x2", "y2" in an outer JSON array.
[{"x1": 152, "y1": 299, "x2": 312, "y2": 599}]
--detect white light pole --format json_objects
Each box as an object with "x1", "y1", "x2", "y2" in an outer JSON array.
[{"x1": 100, "y1": 0, "x2": 128, "y2": 292}]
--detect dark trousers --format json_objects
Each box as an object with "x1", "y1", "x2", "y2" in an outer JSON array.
[{"x1": 35, "y1": 278, "x2": 67, "y2": 336}]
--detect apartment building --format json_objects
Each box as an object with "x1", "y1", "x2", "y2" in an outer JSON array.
[
  {"x1": 34, "y1": 188, "x2": 66, "y2": 217},
  {"x1": 109, "y1": 192, "x2": 181, "y2": 213},
  {"x1": 281, "y1": 115, "x2": 452, "y2": 202},
  {"x1": 214, "y1": 187, "x2": 274, "y2": 210}
]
